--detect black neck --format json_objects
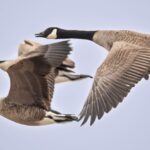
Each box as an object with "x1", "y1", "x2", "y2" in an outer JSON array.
[{"x1": 57, "y1": 29, "x2": 96, "y2": 40}]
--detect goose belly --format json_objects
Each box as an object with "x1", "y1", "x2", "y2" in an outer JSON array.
[
  {"x1": 32, "y1": 118, "x2": 56, "y2": 126},
  {"x1": 1, "y1": 115, "x2": 56, "y2": 126}
]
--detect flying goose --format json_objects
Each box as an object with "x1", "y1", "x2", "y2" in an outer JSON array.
[
  {"x1": 18, "y1": 40, "x2": 90, "y2": 84},
  {"x1": 36, "y1": 27, "x2": 150, "y2": 125},
  {"x1": 0, "y1": 40, "x2": 91, "y2": 126}
]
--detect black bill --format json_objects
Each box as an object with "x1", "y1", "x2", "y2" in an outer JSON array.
[{"x1": 35, "y1": 32, "x2": 45, "y2": 37}]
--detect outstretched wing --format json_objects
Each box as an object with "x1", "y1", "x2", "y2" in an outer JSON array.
[
  {"x1": 80, "y1": 41, "x2": 150, "y2": 125},
  {"x1": 6, "y1": 41, "x2": 72, "y2": 110}
]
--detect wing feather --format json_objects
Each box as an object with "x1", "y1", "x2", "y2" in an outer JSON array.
[
  {"x1": 6, "y1": 41, "x2": 72, "y2": 110},
  {"x1": 80, "y1": 41, "x2": 150, "y2": 125}
]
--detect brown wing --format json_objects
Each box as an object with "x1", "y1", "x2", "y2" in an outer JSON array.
[
  {"x1": 6, "y1": 41, "x2": 72, "y2": 110},
  {"x1": 80, "y1": 41, "x2": 150, "y2": 125}
]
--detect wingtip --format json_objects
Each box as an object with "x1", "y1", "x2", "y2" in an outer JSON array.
[
  {"x1": 63, "y1": 40, "x2": 73, "y2": 51},
  {"x1": 79, "y1": 114, "x2": 88, "y2": 126},
  {"x1": 60, "y1": 40, "x2": 73, "y2": 52},
  {"x1": 59, "y1": 40, "x2": 71, "y2": 45},
  {"x1": 80, "y1": 116, "x2": 96, "y2": 126},
  {"x1": 80, "y1": 118, "x2": 90, "y2": 126},
  {"x1": 80, "y1": 118, "x2": 86, "y2": 126},
  {"x1": 79, "y1": 105, "x2": 97, "y2": 126},
  {"x1": 90, "y1": 117, "x2": 96, "y2": 126}
]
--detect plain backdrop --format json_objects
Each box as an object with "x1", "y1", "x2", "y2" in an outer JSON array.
[{"x1": 0, "y1": 0, "x2": 150, "y2": 150}]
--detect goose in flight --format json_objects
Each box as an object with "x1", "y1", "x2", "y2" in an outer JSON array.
[
  {"x1": 0, "y1": 40, "x2": 91, "y2": 126},
  {"x1": 36, "y1": 27, "x2": 150, "y2": 125},
  {"x1": 18, "y1": 40, "x2": 90, "y2": 84}
]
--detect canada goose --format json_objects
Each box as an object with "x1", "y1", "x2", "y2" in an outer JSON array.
[
  {"x1": 36, "y1": 27, "x2": 150, "y2": 125},
  {"x1": 0, "y1": 40, "x2": 91, "y2": 126},
  {"x1": 18, "y1": 40, "x2": 91, "y2": 84}
]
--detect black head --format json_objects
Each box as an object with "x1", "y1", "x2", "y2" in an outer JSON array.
[
  {"x1": 35, "y1": 27, "x2": 61, "y2": 39},
  {"x1": 35, "y1": 27, "x2": 96, "y2": 40}
]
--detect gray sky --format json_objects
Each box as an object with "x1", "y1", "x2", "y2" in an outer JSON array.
[{"x1": 0, "y1": 0, "x2": 150, "y2": 150}]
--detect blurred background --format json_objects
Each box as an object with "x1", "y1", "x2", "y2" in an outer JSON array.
[{"x1": 0, "y1": 0, "x2": 150, "y2": 149}]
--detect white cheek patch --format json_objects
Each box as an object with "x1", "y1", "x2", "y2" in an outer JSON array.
[{"x1": 47, "y1": 29, "x2": 57, "y2": 39}]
